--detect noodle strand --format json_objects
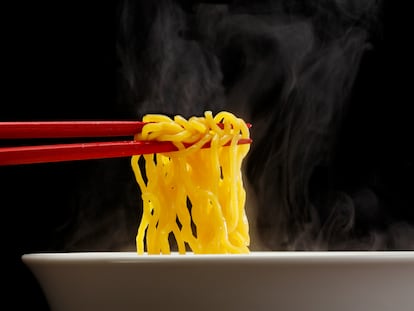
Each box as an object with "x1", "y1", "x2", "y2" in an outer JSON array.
[{"x1": 131, "y1": 111, "x2": 251, "y2": 254}]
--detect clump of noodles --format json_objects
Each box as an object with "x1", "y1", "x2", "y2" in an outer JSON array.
[{"x1": 131, "y1": 111, "x2": 251, "y2": 254}]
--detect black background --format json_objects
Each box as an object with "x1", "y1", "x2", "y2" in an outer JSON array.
[{"x1": 2, "y1": 1, "x2": 413, "y2": 309}]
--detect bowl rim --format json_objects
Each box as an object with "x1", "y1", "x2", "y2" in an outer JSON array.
[{"x1": 21, "y1": 250, "x2": 414, "y2": 265}]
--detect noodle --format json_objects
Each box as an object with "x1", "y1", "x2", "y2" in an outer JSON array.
[{"x1": 131, "y1": 111, "x2": 251, "y2": 254}]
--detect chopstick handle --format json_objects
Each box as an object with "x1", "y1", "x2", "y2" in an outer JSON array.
[
  {"x1": 0, "y1": 141, "x2": 175, "y2": 165},
  {"x1": 0, "y1": 121, "x2": 146, "y2": 139}
]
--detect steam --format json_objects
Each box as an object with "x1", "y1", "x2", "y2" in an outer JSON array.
[
  {"x1": 117, "y1": 0, "x2": 225, "y2": 117},
  {"x1": 113, "y1": 0, "x2": 414, "y2": 251},
  {"x1": 61, "y1": 160, "x2": 140, "y2": 251}
]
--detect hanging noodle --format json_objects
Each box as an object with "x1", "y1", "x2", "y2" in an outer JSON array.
[{"x1": 131, "y1": 111, "x2": 251, "y2": 254}]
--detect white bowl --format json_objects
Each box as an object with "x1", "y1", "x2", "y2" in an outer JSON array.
[{"x1": 22, "y1": 251, "x2": 414, "y2": 311}]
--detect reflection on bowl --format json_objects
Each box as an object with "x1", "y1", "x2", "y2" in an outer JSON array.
[{"x1": 22, "y1": 251, "x2": 414, "y2": 311}]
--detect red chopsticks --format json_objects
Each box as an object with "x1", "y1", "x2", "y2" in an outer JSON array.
[
  {"x1": 0, "y1": 121, "x2": 252, "y2": 165},
  {"x1": 0, "y1": 121, "x2": 146, "y2": 139}
]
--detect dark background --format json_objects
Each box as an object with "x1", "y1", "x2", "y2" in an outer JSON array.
[{"x1": 2, "y1": 1, "x2": 413, "y2": 309}]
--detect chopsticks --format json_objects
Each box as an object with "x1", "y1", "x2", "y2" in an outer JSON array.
[
  {"x1": 0, "y1": 121, "x2": 252, "y2": 165},
  {"x1": 0, "y1": 121, "x2": 146, "y2": 139}
]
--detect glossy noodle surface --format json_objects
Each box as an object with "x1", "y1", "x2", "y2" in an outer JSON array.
[{"x1": 131, "y1": 111, "x2": 250, "y2": 254}]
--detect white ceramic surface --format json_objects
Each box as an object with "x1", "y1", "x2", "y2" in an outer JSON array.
[{"x1": 22, "y1": 251, "x2": 414, "y2": 311}]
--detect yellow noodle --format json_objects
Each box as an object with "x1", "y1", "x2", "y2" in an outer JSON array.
[{"x1": 131, "y1": 111, "x2": 251, "y2": 254}]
